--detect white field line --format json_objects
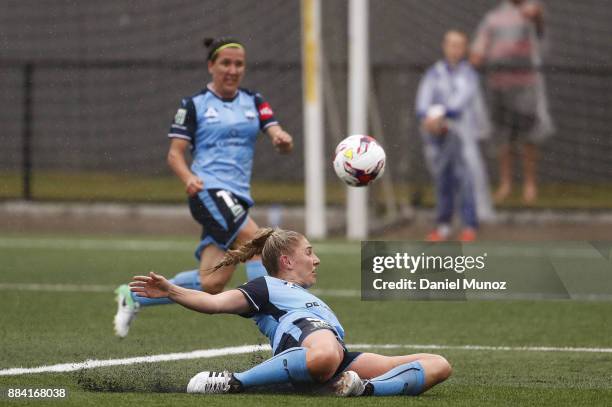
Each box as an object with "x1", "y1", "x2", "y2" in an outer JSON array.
[
  {"x1": 2, "y1": 342, "x2": 612, "y2": 376},
  {"x1": 1, "y1": 237, "x2": 608, "y2": 259},
  {"x1": 0, "y1": 283, "x2": 115, "y2": 293},
  {"x1": 0, "y1": 345, "x2": 269, "y2": 376},
  {"x1": 3, "y1": 283, "x2": 612, "y2": 301},
  {"x1": 349, "y1": 343, "x2": 612, "y2": 353},
  {"x1": 0, "y1": 237, "x2": 359, "y2": 254},
  {"x1": 309, "y1": 288, "x2": 360, "y2": 298},
  {"x1": 0, "y1": 283, "x2": 361, "y2": 298}
]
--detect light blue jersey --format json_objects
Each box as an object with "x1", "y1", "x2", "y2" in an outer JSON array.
[
  {"x1": 237, "y1": 276, "x2": 344, "y2": 354},
  {"x1": 168, "y1": 87, "x2": 278, "y2": 206}
]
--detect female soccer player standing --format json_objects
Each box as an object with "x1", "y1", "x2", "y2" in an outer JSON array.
[
  {"x1": 129, "y1": 228, "x2": 451, "y2": 396},
  {"x1": 113, "y1": 38, "x2": 293, "y2": 337}
]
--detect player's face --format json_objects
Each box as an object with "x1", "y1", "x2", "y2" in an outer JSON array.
[
  {"x1": 288, "y1": 237, "x2": 320, "y2": 288},
  {"x1": 443, "y1": 31, "x2": 467, "y2": 66},
  {"x1": 208, "y1": 47, "x2": 246, "y2": 97}
]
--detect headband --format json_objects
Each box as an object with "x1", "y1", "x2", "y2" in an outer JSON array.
[{"x1": 210, "y1": 43, "x2": 244, "y2": 59}]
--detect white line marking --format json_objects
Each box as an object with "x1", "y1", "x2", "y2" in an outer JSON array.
[
  {"x1": 0, "y1": 345, "x2": 270, "y2": 376},
  {"x1": 2, "y1": 283, "x2": 612, "y2": 301},
  {"x1": 0, "y1": 283, "x2": 361, "y2": 298},
  {"x1": 349, "y1": 343, "x2": 612, "y2": 353},
  {"x1": 0, "y1": 238, "x2": 358, "y2": 254},
  {"x1": 0, "y1": 283, "x2": 115, "y2": 293},
  {"x1": 0, "y1": 238, "x2": 193, "y2": 252},
  {"x1": 2, "y1": 342, "x2": 612, "y2": 376},
  {"x1": 2, "y1": 237, "x2": 609, "y2": 259},
  {"x1": 309, "y1": 288, "x2": 360, "y2": 298}
]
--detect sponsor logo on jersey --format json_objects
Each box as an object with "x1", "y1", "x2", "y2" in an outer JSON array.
[
  {"x1": 244, "y1": 110, "x2": 257, "y2": 120},
  {"x1": 174, "y1": 108, "x2": 187, "y2": 125},
  {"x1": 305, "y1": 302, "x2": 321, "y2": 308},
  {"x1": 258, "y1": 102, "x2": 274, "y2": 121}
]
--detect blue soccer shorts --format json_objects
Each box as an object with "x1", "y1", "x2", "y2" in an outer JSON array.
[{"x1": 188, "y1": 188, "x2": 249, "y2": 259}]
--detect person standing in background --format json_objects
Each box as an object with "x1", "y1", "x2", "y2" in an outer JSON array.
[
  {"x1": 471, "y1": 0, "x2": 554, "y2": 205},
  {"x1": 416, "y1": 30, "x2": 493, "y2": 242}
]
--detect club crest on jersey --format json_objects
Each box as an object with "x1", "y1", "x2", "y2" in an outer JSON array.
[
  {"x1": 204, "y1": 107, "x2": 220, "y2": 123},
  {"x1": 258, "y1": 102, "x2": 274, "y2": 121}
]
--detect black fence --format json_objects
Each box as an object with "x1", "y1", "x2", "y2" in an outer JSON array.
[{"x1": 2, "y1": 58, "x2": 611, "y2": 202}]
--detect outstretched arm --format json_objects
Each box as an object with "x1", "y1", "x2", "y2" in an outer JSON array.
[
  {"x1": 130, "y1": 272, "x2": 251, "y2": 315},
  {"x1": 265, "y1": 124, "x2": 293, "y2": 154}
]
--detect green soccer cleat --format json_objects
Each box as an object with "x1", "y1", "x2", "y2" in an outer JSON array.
[{"x1": 113, "y1": 284, "x2": 139, "y2": 338}]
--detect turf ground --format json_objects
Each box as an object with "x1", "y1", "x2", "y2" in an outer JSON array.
[{"x1": 1, "y1": 234, "x2": 611, "y2": 406}]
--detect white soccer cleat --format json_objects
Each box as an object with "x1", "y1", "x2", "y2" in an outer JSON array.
[
  {"x1": 113, "y1": 284, "x2": 139, "y2": 338},
  {"x1": 187, "y1": 371, "x2": 243, "y2": 394},
  {"x1": 332, "y1": 370, "x2": 365, "y2": 397}
]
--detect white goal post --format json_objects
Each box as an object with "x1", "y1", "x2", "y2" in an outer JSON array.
[{"x1": 347, "y1": 0, "x2": 369, "y2": 239}]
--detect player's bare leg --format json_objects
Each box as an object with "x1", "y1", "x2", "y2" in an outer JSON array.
[
  {"x1": 301, "y1": 330, "x2": 345, "y2": 382},
  {"x1": 234, "y1": 217, "x2": 268, "y2": 280},
  {"x1": 494, "y1": 144, "x2": 513, "y2": 203},
  {"x1": 300, "y1": 330, "x2": 365, "y2": 396},
  {"x1": 198, "y1": 216, "x2": 265, "y2": 292},
  {"x1": 234, "y1": 216, "x2": 260, "y2": 244},
  {"x1": 522, "y1": 143, "x2": 538, "y2": 205},
  {"x1": 198, "y1": 245, "x2": 235, "y2": 294}
]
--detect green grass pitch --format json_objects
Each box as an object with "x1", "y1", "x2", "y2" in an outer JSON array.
[{"x1": 1, "y1": 234, "x2": 611, "y2": 406}]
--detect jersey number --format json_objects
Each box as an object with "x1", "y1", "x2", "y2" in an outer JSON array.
[{"x1": 216, "y1": 190, "x2": 246, "y2": 221}]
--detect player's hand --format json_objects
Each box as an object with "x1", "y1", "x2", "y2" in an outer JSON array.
[
  {"x1": 423, "y1": 117, "x2": 447, "y2": 136},
  {"x1": 521, "y1": 2, "x2": 542, "y2": 20},
  {"x1": 130, "y1": 272, "x2": 172, "y2": 298},
  {"x1": 185, "y1": 175, "x2": 204, "y2": 197},
  {"x1": 272, "y1": 130, "x2": 294, "y2": 154}
]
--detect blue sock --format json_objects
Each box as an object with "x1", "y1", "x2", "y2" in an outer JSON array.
[
  {"x1": 132, "y1": 269, "x2": 201, "y2": 306},
  {"x1": 233, "y1": 347, "x2": 312, "y2": 388},
  {"x1": 245, "y1": 260, "x2": 268, "y2": 281},
  {"x1": 369, "y1": 361, "x2": 425, "y2": 396}
]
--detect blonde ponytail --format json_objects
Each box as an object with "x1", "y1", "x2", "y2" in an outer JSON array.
[{"x1": 210, "y1": 228, "x2": 303, "y2": 276}]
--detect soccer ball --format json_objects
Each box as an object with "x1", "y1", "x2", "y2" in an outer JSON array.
[{"x1": 333, "y1": 135, "x2": 386, "y2": 187}]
